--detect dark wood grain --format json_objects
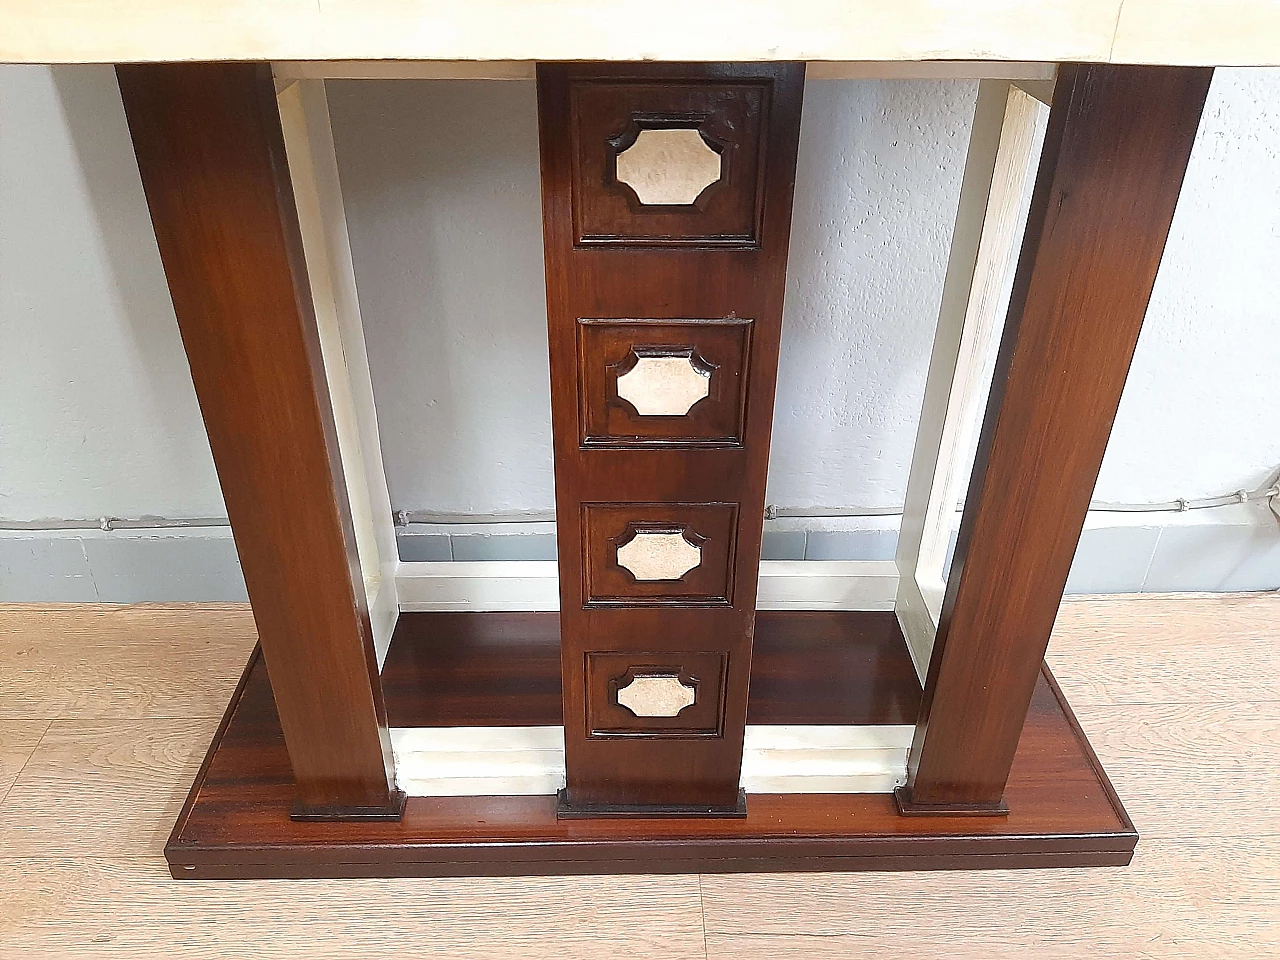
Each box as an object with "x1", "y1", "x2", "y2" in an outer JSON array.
[
  {"x1": 570, "y1": 76, "x2": 770, "y2": 245},
  {"x1": 380, "y1": 610, "x2": 921, "y2": 727},
  {"x1": 902, "y1": 63, "x2": 1214, "y2": 813},
  {"x1": 539, "y1": 62, "x2": 805, "y2": 812},
  {"x1": 584, "y1": 502, "x2": 738, "y2": 605},
  {"x1": 116, "y1": 63, "x2": 399, "y2": 818},
  {"x1": 166, "y1": 628, "x2": 1133, "y2": 878}
]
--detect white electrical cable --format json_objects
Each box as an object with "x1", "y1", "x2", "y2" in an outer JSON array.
[
  {"x1": 0, "y1": 516, "x2": 231, "y2": 532},
  {"x1": 5, "y1": 484, "x2": 1276, "y2": 534}
]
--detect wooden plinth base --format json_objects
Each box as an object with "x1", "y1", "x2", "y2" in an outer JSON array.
[
  {"x1": 165, "y1": 612, "x2": 1135, "y2": 879},
  {"x1": 555, "y1": 788, "x2": 750, "y2": 820}
]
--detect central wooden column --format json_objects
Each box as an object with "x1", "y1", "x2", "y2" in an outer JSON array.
[{"x1": 538, "y1": 63, "x2": 804, "y2": 814}]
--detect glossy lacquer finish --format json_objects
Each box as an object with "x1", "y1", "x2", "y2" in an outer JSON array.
[
  {"x1": 902, "y1": 63, "x2": 1214, "y2": 813},
  {"x1": 117, "y1": 63, "x2": 400, "y2": 818},
  {"x1": 538, "y1": 63, "x2": 805, "y2": 813},
  {"x1": 165, "y1": 611, "x2": 1134, "y2": 879},
  {"x1": 380, "y1": 611, "x2": 922, "y2": 727}
]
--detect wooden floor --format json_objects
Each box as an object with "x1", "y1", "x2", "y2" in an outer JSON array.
[{"x1": 0, "y1": 595, "x2": 1276, "y2": 957}]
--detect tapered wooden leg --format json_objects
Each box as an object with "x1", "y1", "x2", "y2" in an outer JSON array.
[
  {"x1": 538, "y1": 63, "x2": 804, "y2": 814},
  {"x1": 897, "y1": 63, "x2": 1213, "y2": 815},
  {"x1": 117, "y1": 63, "x2": 402, "y2": 820}
]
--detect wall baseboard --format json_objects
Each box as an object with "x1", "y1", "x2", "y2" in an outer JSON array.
[{"x1": 2, "y1": 508, "x2": 1276, "y2": 602}]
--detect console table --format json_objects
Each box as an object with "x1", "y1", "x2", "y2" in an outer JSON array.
[{"x1": 6, "y1": 1, "x2": 1271, "y2": 878}]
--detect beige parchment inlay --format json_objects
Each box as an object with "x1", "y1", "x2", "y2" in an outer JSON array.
[
  {"x1": 616, "y1": 530, "x2": 702, "y2": 581},
  {"x1": 616, "y1": 354, "x2": 710, "y2": 416},
  {"x1": 616, "y1": 674, "x2": 697, "y2": 717},
  {"x1": 615, "y1": 127, "x2": 721, "y2": 205}
]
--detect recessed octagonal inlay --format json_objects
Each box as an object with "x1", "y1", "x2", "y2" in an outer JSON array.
[
  {"x1": 615, "y1": 673, "x2": 697, "y2": 718},
  {"x1": 616, "y1": 352, "x2": 711, "y2": 417},
  {"x1": 616, "y1": 529, "x2": 702, "y2": 581},
  {"x1": 615, "y1": 127, "x2": 722, "y2": 205}
]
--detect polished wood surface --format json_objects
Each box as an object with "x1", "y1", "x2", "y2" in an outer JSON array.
[
  {"x1": 4, "y1": 1, "x2": 1279, "y2": 67},
  {"x1": 538, "y1": 63, "x2": 804, "y2": 812},
  {"x1": 164, "y1": 611, "x2": 1130, "y2": 878},
  {"x1": 902, "y1": 64, "x2": 1214, "y2": 814},
  {"x1": 380, "y1": 611, "x2": 921, "y2": 727},
  {"x1": 3, "y1": 597, "x2": 1276, "y2": 955},
  {"x1": 116, "y1": 64, "x2": 399, "y2": 818}
]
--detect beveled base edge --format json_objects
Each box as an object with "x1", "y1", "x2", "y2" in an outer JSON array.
[
  {"x1": 165, "y1": 616, "x2": 1137, "y2": 880},
  {"x1": 893, "y1": 785, "x2": 1011, "y2": 817},
  {"x1": 289, "y1": 790, "x2": 408, "y2": 822},
  {"x1": 556, "y1": 787, "x2": 748, "y2": 819}
]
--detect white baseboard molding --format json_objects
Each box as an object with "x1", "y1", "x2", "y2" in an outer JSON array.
[
  {"x1": 391, "y1": 724, "x2": 912, "y2": 798},
  {"x1": 394, "y1": 559, "x2": 900, "y2": 612}
]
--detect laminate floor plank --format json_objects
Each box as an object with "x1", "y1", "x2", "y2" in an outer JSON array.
[
  {"x1": 0, "y1": 858, "x2": 708, "y2": 960},
  {"x1": 0, "y1": 604, "x2": 256, "y2": 721},
  {"x1": 1077, "y1": 701, "x2": 1280, "y2": 839},
  {"x1": 0, "y1": 719, "x2": 51, "y2": 801},
  {"x1": 1047, "y1": 593, "x2": 1278, "y2": 707},
  {"x1": 0, "y1": 596, "x2": 1277, "y2": 958},
  {"x1": 701, "y1": 837, "x2": 1279, "y2": 959},
  {"x1": 0, "y1": 717, "x2": 218, "y2": 856}
]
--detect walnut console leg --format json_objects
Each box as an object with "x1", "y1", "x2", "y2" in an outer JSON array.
[
  {"x1": 117, "y1": 63, "x2": 402, "y2": 820},
  {"x1": 898, "y1": 63, "x2": 1213, "y2": 815},
  {"x1": 537, "y1": 63, "x2": 804, "y2": 814}
]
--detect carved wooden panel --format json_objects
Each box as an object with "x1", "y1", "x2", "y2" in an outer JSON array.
[
  {"x1": 586, "y1": 652, "x2": 728, "y2": 737},
  {"x1": 540, "y1": 62, "x2": 805, "y2": 812},
  {"x1": 583, "y1": 502, "x2": 737, "y2": 606},
  {"x1": 569, "y1": 78, "x2": 769, "y2": 246},
  {"x1": 578, "y1": 318, "x2": 752, "y2": 447}
]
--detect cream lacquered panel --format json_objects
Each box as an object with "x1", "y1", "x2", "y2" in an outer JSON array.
[
  {"x1": 8, "y1": 0, "x2": 1262, "y2": 66},
  {"x1": 1112, "y1": 0, "x2": 1280, "y2": 66}
]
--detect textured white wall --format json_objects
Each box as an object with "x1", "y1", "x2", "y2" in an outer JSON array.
[
  {"x1": 1100, "y1": 68, "x2": 1280, "y2": 502},
  {"x1": 0, "y1": 65, "x2": 223, "y2": 521},
  {"x1": 327, "y1": 80, "x2": 554, "y2": 516},
  {"x1": 769, "y1": 79, "x2": 973, "y2": 510},
  {"x1": 2, "y1": 68, "x2": 1278, "y2": 527}
]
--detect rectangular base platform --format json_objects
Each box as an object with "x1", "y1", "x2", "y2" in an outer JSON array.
[{"x1": 166, "y1": 611, "x2": 1136, "y2": 878}]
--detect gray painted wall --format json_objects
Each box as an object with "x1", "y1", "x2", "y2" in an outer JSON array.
[{"x1": 2, "y1": 66, "x2": 1278, "y2": 601}]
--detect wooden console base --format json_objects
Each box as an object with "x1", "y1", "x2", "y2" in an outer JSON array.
[{"x1": 165, "y1": 612, "x2": 1135, "y2": 878}]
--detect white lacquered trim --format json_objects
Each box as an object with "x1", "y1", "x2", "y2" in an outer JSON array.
[
  {"x1": 396, "y1": 561, "x2": 560, "y2": 611},
  {"x1": 895, "y1": 81, "x2": 1049, "y2": 677},
  {"x1": 274, "y1": 60, "x2": 539, "y2": 81},
  {"x1": 392, "y1": 726, "x2": 566, "y2": 797},
  {"x1": 272, "y1": 60, "x2": 1057, "y2": 82},
  {"x1": 741, "y1": 724, "x2": 911, "y2": 794},
  {"x1": 278, "y1": 79, "x2": 401, "y2": 667},
  {"x1": 392, "y1": 724, "x2": 911, "y2": 797},
  {"x1": 756, "y1": 560, "x2": 899, "y2": 611},
  {"x1": 366, "y1": 573, "x2": 399, "y2": 670},
  {"x1": 395, "y1": 559, "x2": 899, "y2": 612},
  {"x1": 895, "y1": 573, "x2": 940, "y2": 685}
]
